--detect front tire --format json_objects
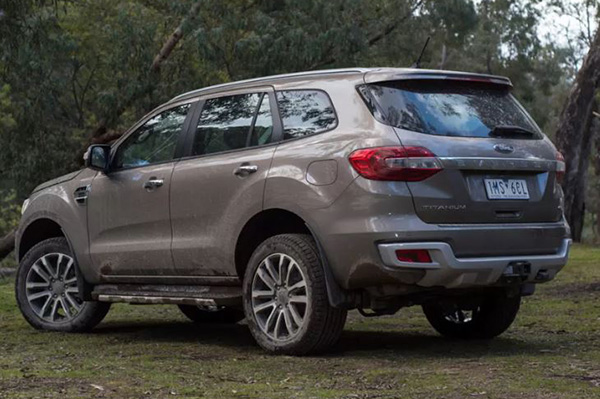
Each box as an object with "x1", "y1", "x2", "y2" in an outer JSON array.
[
  {"x1": 243, "y1": 234, "x2": 347, "y2": 355},
  {"x1": 15, "y1": 237, "x2": 110, "y2": 332},
  {"x1": 422, "y1": 293, "x2": 521, "y2": 339}
]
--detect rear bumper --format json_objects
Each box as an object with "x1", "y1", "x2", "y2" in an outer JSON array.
[{"x1": 378, "y1": 238, "x2": 572, "y2": 289}]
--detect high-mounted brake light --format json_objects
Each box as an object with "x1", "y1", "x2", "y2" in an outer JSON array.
[
  {"x1": 348, "y1": 146, "x2": 442, "y2": 181},
  {"x1": 556, "y1": 151, "x2": 565, "y2": 184},
  {"x1": 395, "y1": 249, "x2": 432, "y2": 263}
]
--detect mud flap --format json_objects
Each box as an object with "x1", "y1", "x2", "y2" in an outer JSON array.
[{"x1": 305, "y1": 224, "x2": 357, "y2": 309}]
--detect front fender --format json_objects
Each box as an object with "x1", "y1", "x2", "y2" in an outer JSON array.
[{"x1": 17, "y1": 169, "x2": 96, "y2": 282}]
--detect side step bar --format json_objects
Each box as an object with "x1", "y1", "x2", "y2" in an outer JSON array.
[
  {"x1": 91, "y1": 284, "x2": 242, "y2": 307},
  {"x1": 95, "y1": 295, "x2": 219, "y2": 307}
]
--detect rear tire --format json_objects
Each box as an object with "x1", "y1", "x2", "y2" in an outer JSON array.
[
  {"x1": 15, "y1": 237, "x2": 110, "y2": 332},
  {"x1": 243, "y1": 234, "x2": 347, "y2": 355},
  {"x1": 422, "y1": 293, "x2": 521, "y2": 339},
  {"x1": 178, "y1": 305, "x2": 244, "y2": 324}
]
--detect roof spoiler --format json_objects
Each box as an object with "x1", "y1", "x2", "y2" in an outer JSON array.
[{"x1": 364, "y1": 70, "x2": 513, "y2": 88}]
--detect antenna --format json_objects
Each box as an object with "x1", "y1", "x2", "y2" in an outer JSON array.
[{"x1": 411, "y1": 36, "x2": 431, "y2": 69}]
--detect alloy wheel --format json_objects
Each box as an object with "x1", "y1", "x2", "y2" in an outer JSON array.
[
  {"x1": 251, "y1": 253, "x2": 309, "y2": 342},
  {"x1": 444, "y1": 308, "x2": 476, "y2": 324},
  {"x1": 25, "y1": 253, "x2": 83, "y2": 322}
]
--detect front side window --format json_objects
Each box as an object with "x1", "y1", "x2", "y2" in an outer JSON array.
[
  {"x1": 192, "y1": 93, "x2": 273, "y2": 156},
  {"x1": 115, "y1": 104, "x2": 191, "y2": 169},
  {"x1": 276, "y1": 90, "x2": 337, "y2": 140}
]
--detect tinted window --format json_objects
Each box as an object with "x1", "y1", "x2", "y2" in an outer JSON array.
[
  {"x1": 193, "y1": 93, "x2": 272, "y2": 156},
  {"x1": 364, "y1": 80, "x2": 540, "y2": 138},
  {"x1": 115, "y1": 104, "x2": 190, "y2": 169},
  {"x1": 276, "y1": 90, "x2": 336, "y2": 140}
]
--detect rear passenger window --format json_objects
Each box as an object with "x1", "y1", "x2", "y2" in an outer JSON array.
[
  {"x1": 276, "y1": 90, "x2": 337, "y2": 140},
  {"x1": 192, "y1": 93, "x2": 272, "y2": 156}
]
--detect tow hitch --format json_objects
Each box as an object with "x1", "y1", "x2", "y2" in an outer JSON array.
[{"x1": 501, "y1": 261, "x2": 531, "y2": 284}]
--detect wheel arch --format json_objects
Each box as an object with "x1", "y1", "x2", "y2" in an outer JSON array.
[
  {"x1": 235, "y1": 208, "x2": 310, "y2": 278},
  {"x1": 234, "y1": 208, "x2": 355, "y2": 309},
  {"x1": 17, "y1": 217, "x2": 94, "y2": 300},
  {"x1": 17, "y1": 218, "x2": 65, "y2": 262}
]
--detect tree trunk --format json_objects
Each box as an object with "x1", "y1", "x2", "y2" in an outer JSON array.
[
  {"x1": 593, "y1": 114, "x2": 600, "y2": 242},
  {"x1": 555, "y1": 27, "x2": 600, "y2": 241},
  {"x1": 0, "y1": 229, "x2": 16, "y2": 261},
  {"x1": 570, "y1": 99, "x2": 596, "y2": 242}
]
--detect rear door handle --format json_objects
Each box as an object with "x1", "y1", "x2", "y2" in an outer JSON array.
[
  {"x1": 234, "y1": 164, "x2": 258, "y2": 177},
  {"x1": 143, "y1": 177, "x2": 164, "y2": 190}
]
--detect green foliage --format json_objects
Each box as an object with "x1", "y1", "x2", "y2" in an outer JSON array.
[
  {"x1": 0, "y1": 0, "x2": 585, "y2": 201},
  {"x1": 0, "y1": 84, "x2": 16, "y2": 131}
]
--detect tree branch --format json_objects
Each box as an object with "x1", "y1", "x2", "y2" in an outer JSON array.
[
  {"x1": 151, "y1": 0, "x2": 203, "y2": 73},
  {"x1": 309, "y1": 0, "x2": 424, "y2": 70}
]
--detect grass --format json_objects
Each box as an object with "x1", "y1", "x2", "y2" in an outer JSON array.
[
  {"x1": 0, "y1": 245, "x2": 599, "y2": 399},
  {"x1": 0, "y1": 252, "x2": 16, "y2": 270}
]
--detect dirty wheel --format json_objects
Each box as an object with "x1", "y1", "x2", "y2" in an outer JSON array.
[
  {"x1": 243, "y1": 234, "x2": 347, "y2": 355},
  {"x1": 178, "y1": 305, "x2": 244, "y2": 324},
  {"x1": 15, "y1": 238, "x2": 110, "y2": 332},
  {"x1": 422, "y1": 293, "x2": 521, "y2": 339}
]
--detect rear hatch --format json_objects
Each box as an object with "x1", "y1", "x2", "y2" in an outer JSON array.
[{"x1": 360, "y1": 73, "x2": 564, "y2": 225}]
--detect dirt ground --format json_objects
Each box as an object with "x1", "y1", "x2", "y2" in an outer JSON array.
[{"x1": 0, "y1": 245, "x2": 598, "y2": 399}]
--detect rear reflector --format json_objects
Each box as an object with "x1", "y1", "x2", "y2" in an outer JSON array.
[
  {"x1": 349, "y1": 146, "x2": 442, "y2": 181},
  {"x1": 395, "y1": 249, "x2": 432, "y2": 263}
]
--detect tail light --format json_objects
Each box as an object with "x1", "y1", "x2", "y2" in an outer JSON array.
[
  {"x1": 349, "y1": 146, "x2": 442, "y2": 181},
  {"x1": 395, "y1": 249, "x2": 432, "y2": 263},
  {"x1": 555, "y1": 151, "x2": 565, "y2": 184}
]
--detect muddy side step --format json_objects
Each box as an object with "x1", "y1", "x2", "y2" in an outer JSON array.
[{"x1": 91, "y1": 284, "x2": 242, "y2": 307}]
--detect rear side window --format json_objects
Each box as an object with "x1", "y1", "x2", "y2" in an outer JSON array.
[
  {"x1": 276, "y1": 90, "x2": 337, "y2": 140},
  {"x1": 361, "y1": 80, "x2": 541, "y2": 139},
  {"x1": 192, "y1": 93, "x2": 273, "y2": 156}
]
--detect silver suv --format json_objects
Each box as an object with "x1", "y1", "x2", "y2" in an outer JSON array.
[{"x1": 15, "y1": 68, "x2": 571, "y2": 355}]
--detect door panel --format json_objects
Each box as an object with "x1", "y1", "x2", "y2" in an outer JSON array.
[
  {"x1": 87, "y1": 102, "x2": 194, "y2": 278},
  {"x1": 88, "y1": 163, "x2": 175, "y2": 276},
  {"x1": 170, "y1": 89, "x2": 279, "y2": 276},
  {"x1": 170, "y1": 147, "x2": 276, "y2": 276}
]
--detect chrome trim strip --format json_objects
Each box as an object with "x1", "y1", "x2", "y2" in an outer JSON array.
[{"x1": 438, "y1": 157, "x2": 562, "y2": 172}]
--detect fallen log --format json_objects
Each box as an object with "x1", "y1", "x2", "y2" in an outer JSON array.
[{"x1": 0, "y1": 228, "x2": 16, "y2": 262}]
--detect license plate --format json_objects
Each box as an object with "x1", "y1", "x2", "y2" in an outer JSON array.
[{"x1": 484, "y1": 179, "x2": 530, "y2": 200}]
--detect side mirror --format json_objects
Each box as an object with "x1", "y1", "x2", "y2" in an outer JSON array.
[{"x1": 84, "y1": 145, "x2": 111, "y2": 173}]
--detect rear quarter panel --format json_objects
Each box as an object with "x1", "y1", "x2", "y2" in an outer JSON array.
[{"x1": 264, "y1": 77, "x2": 411, "y2": 286}]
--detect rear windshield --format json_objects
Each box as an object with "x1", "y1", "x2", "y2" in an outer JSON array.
[{"x1": 361, "y1": 80, "x2": 541, "y2": 138}]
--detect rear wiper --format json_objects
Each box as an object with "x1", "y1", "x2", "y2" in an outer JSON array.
[{"x1": 489, "y1": 125, "x2": 537, "y2": 138}]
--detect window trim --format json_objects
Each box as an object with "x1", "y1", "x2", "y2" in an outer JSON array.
[
  {"x1": 179, "y1": 86, "x2": 283, "y2": 161},
  {"x1": 107, "y1": 99, "x2": 198, "y2": 173},
  {"x1": 274, "y1": 88, "x2": 339, "y2": 142},
  {"x1": 246, "y1": 93, "x2": 265, "y2": 148}
]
